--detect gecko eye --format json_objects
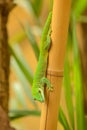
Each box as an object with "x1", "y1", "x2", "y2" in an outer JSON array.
[{"x1": 38, "y1": 88, "x2": 42, "y2": 94}]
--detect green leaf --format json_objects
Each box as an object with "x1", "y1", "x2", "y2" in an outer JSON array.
[
  {"x1": 9, "y1": 44, "x2": 33, "y2": 85},
  {"x1": 9, "y1": 99, "x2": 19, "y2": 110},
  {"x1": 9, "y1": 31, "x2": 26, "y2": 45},
  {"x1": 9, "y1": 110, "x2": 40, "y2": 120},
  {"x1": 73, "y1": 0, "x2": 87, "y2": 18},
  {"x1": 11, "y1": 57, "x2": 38, "y2": 109},
  {"x1": 22, "y1": 23, "x2": 40, "y2": 60},
  {"x1": 12, "y1": 82, "x2": 28, "y2": 109},
  {"x1": 13, "y1": 0, "x2": 42, "y2": 24},
  {"x1": 13, "y1": 0, "x2": 35, "y2": 16},
  {"x1": 59, "y1": 108, "x2": 71, "y2": 130},
  {"x1": 72, "y1": 14, "x2": 85, "y2": 130},
  {"x1": 64, "y1": 36, "x2": 74, "y2": 129},
  {"x1": 31, "y1": 0, "x2": 43, "y2": 16}
]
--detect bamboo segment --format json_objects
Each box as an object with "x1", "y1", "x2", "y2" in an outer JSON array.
[{"x1": 40, "y1": 0, "x2": 71, "y2": 130}]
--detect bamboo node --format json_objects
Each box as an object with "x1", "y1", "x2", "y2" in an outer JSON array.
[{"x1": 47, "y1": 69, "x2": 64, "y2": 77}]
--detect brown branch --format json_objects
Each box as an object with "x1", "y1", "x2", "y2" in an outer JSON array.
[
  {"x1": 0, "y1": 1, "x2": 16, "y2": 129},
  {"x1": 0, "y1": 106, "x2": 15, "y2": 130},
  {"x1": 0, "y1": 2, "x2": 10, "y2": 113},
  {"x1": 40, "y1": 0, "x2": 71, "y2": 130},
  {"x1": 0, "y1": 0, "x2": 16, "y2": 113}
]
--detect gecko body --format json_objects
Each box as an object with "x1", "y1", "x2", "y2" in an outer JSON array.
[{"x1": 32, "y1": 12, "x2": 53, "y2": 102}]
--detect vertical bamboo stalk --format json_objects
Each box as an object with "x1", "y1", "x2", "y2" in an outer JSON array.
[{"x1": 40, "y1": 0, "x2": 71, "y2": 130}]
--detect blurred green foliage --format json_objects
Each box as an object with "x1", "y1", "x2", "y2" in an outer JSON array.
[{"x1": 9, "y1": 0, "x2": 87, "y2": 129}]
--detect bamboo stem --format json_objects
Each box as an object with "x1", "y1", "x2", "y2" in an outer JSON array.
[{"x1": 40, "y1": 0, "x2": 71, "y2": 130}]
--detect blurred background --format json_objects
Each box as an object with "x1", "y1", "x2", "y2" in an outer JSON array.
[{"x1": 4, "y1": 0, "x2": 87, "y2": 130}]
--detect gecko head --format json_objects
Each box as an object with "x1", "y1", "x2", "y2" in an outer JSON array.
[{"x1": 33, "y1": 88, "x2": 45, "y2": 102}]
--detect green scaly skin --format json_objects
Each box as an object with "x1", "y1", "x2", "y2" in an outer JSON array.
[{"x1": 32, "y1": 12, "x2": 53, "y2": 102}]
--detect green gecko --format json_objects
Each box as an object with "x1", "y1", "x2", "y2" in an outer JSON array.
[{"x1": 32, "y1": 12, "x2": 53, "y2": 102}]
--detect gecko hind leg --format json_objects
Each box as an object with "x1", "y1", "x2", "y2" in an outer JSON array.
[{"x1": 40, "y1": 77, "x2": 53, "y2": 91}]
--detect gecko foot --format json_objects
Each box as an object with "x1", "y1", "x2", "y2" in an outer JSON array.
[{"x1": 47, "y1": 84, "x2": 53, "y2": 91}]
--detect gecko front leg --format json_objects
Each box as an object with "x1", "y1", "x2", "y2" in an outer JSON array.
[{"x1": 40, "y1": 77, "x2": 53, "y2": 91}]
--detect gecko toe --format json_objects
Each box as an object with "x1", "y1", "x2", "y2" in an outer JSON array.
[{"x1": 48, "y1": 86, "x2": 53, "y2": 91}]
